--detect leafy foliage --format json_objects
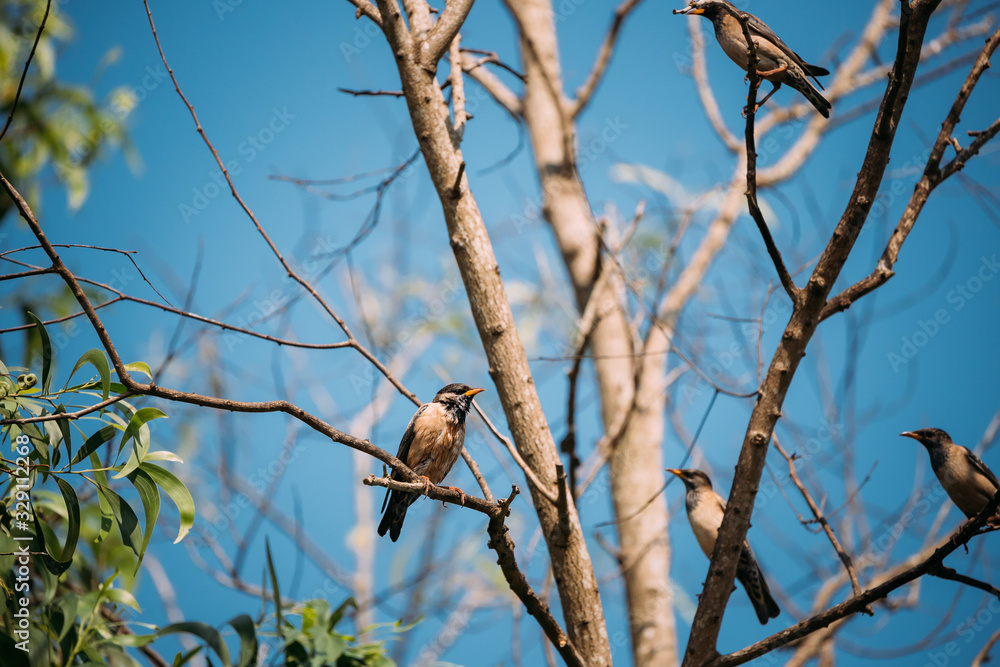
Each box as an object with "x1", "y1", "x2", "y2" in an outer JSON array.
[
  {"x1": 0, "y1": 319, "x2": 400, "y2": 666},
  {"x1": 0, "y1": 0, "x2": 136, "y2": 222}
]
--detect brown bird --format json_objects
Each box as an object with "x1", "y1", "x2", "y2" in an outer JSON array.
[
  {"x1": 668, "y1": 468, "x2": 781, "y2": 624},
  {"x1": 673, "y1": 0, "x2": 831, "y2": 118},
  {"x1": 378, "y1": 383, "x2": 485, "y2": 542},
  {"x1": 901, "y1": 428, "x2": 1000, "y2": 524}
]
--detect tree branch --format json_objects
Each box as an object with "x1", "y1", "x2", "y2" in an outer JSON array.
[
  {"x1": 422, "y1": 0, "x2": 476, "y2": 68},
  {"x1": 486, "y1": 487, "x2": 585, "y2": 667},
  {"x1": 0, "y1": 0, "x2": 50, "y2": 143},
  {"x1": 820, "y1": 24, "x2": 1000, "y2": 322},
  {"x1": 773, "y1": 436, "x2": 863, "y2": 598},
  {"x1": 682, "y1": 3, "x2": 946, "y2": 663},
  {"x1": 729, "y1": 3, "x2": 800, "y2": 302},
  {"x1": 707, "y1": 490, "x2": 1000, "y2": 667},
  {"x1": 570, "y1": 0, "x2": 641, "y2": 118}
]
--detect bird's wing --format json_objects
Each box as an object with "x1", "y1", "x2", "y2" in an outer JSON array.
[
  {"x1": 381, "y1": 403, "x2": 429, "y2": 513},
  {"x1": 393, "y1": 404, "x2": 428, "y2": 478},
  {"x1": 745, "y1": 13, "x2": 828, "y2": 87},
  {"x1": 965, "y1": 447, "x2": 1000, "y2": 491}
]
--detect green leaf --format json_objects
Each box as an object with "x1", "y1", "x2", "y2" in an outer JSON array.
[
  {"x1": 158, "y1": 622, "x2": 231, "y2": 667},
  {"x1": 114, "y1": 407, "x2": 167, "y2": 479},
  {"x1": 87, "y1": 450, "x2": 115, "y2": 543},
  {"x1": 127, "y1": 468, "x2": 160, "y2": 574},
  {"x1": 124, "y1": 361, "x2": 153, "y2": 379},
  {"x1": 56, "y1": 593, "x2": 79, "y2": 641},
  {"x1": 32, "y1": 505, "x2": 72, "y2": 576},
  {"x1": 172, "y1": 646, "x2": 204, "y2": 667},
  {"x1": 71, "y1": 425, "x2": 118, "y2": 465},
  {"x1": 0, "y1": 631, "x2": 30, "y2": 667},
  {"x1": 67, "y1": 349, "x2": 111, "y2": 402},
  {"x1": 139, "y1": 463, "x2": 195, "y2": 543},
  {"x1": 144, "y1": 450, "x2": 184, "y2": 463},
  {"x1": 53, "y1": 405, "x2": 71, "y2": 469},
  {"x1": 105, "y1": 634, "x2": 157, "y2": 648},
  {"x1": 26, "y1": 311, "x2": 53, "y2": 393},
  {"x1": 96, "y1": 485, "x2": 142, "y2": 557},
  {"x1": 265, "y1": 539, "x2": 283, "y2": 630},
  {"x1": 227, "y1": 615, "x2": 258, "y2": 667},
  {"x1": 0, "y1": 530, "x2": 16, "y2": 574},
  {"x1": 104, "y1": 586, "x2": 141, "y2": 612},
  {"x1": 330, "y1": 597, "x2": 357, "y2": 630},
  {"x1": 53, "y1": 476, "x2": 81, "y2": 563}
]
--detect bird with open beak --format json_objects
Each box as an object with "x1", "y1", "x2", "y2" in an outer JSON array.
[
  {"x1": 378, "y1": 383, "x2": 485, "y2": 542},
  {"x1": 673, "y1": 0, "x2": 831, "y2": 118},
  {"x1": 901, "y1": 428, "x2": 1000, "y2": 525},
  {"x1": 667, "y1": 468, "x2": 781, "y2": 624}
]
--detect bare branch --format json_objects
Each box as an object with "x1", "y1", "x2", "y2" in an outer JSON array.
[
  {"x1": 0, "y1": 0, "x2": 50, "y2": 143},
  {"x1": 683, "y1": 3, "x2": 948, "y2": 663},
  {"x1": 570, "y1": 0, "x2": 642, "y2": 118},
  {"x1": 821, "y1": 24, "x2": 1000, "y2": 321},
  {"x1": 472, "y1": 401, "x2": 557, "y2": 504},
  {"x1": 733, "y1": 8, "x2": 800, "y2": 302},
  {"x1": 463, "y1": 63, "x2": 523, "y2": 116},
  {"x1": 344, "y1": 0, "x2": 383, "y2": 27},
  {"x1": 708, "y1": 490, "x2": 1000, "y2": 667},
  {"x1": 141, "y1": 0, "x2": 418, "y2": 404},
  {"x1": 449, "y1": 35, "x2": 468, "y2": 145},
  {"x1": 972, "y1": 627, "x2": 1000, "y2": 667},
  {"x1": 773, "y1": 436, "x2": 863, "y2": 598},
  {"x1": 337, "y1": 87, "x2": 405, "y2": 97},
  {"x1": 422, "y1": 0, "x2": 476, "y2": 68},
  {"x1": 486, "y1": 488, "x2": 585, "y2": 667},
  {"x1": 1, "y1": 391, "x2": 137, "y2": 426}
]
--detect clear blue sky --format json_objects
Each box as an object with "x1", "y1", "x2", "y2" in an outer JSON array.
[{"x1": 4, "y1": 0, "x2": 1000, "y2": 665}]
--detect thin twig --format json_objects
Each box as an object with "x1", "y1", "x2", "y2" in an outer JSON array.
[
  {"x1": 773, "y1": 435, "x2": 864, "y2": 599},
  {"x1": 471, "y1": 401, "x2": 557, "y2": 504},
  {"x1": 0, "y1": 0, "x2": 50, "y2": 143}
]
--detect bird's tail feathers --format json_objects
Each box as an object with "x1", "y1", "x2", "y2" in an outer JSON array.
[
  {"x1": 789, "y1": 74, "x2": 831, "y2": 118},
  {"x1": 377, "y1": 490, "x2": 414, "y2": 542},
  {"x1": 737, "y1": 547, "x2": 781, "y2": 625}
]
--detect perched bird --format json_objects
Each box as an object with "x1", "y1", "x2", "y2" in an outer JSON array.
[
  {"x1": 667, "y1": 468, "x2": 781, "y2": 624},
  {"x1": 901, "y1": 428, "x2": 1000, "y2": 524},
  {"x1": 673, "y1": 0, "x2": 831, "y2": 118},
  {"x1": 378, "y1": 383, "x2": 485, "y2": 542}
]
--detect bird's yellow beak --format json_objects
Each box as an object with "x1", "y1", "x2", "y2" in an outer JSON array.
[
  {"x1": 464, "y1": 387, "x2": 486, "y2": 397},
  {"x1": 900, "y1": 431, "x2": 920, "y2": 441},
  {"x1": 666, "y1": 468, "x2": 684, "y2": 477},
  {"x1": 673, "y1": 6, "x2": 704, "y2": 15}
]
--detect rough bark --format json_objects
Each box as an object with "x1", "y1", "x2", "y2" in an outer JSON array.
[
  {"x1": 682, "y1": 2, "x2": 944, "y2": 664},
  {"x1": 503, "y1": 0, "x2": 678, "y2": 663},
  {"x1": 371, "y1": 0, "x2": 612, "y2": 660}
]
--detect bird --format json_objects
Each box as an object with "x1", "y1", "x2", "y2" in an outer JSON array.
[
  {"x1": 377, "y1": 383, "x2": 485, "y2": 542},
  {"x1": 901, "y1": 428, "x2": 1000, "y2": 525},
  {"x1": 673, "y1": 0, "x2": 831, "y2": 118},
  {"x1": 667, "y1": 468, "x2": 781, "y2": 624}
]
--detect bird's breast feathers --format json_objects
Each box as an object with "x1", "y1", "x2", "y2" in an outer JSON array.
[
  {"x1": 406, "y1": 403, "x2": 466, "y2": 484},
  {"x1": 713, "y1": 15, "x2": 783, "y2": 74},
  {"x1": 688, "y1": 495, "x2": 725, "y2": 557}
]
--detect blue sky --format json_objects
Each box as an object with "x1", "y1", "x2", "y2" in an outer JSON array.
[{"x1": 3, "y1": 0, "x2": 1000, "y2": 665}]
